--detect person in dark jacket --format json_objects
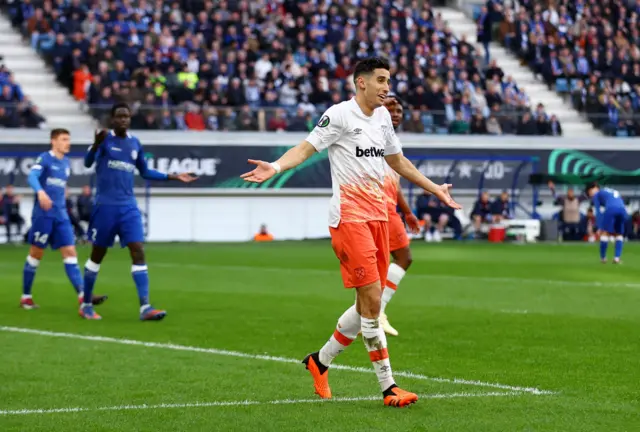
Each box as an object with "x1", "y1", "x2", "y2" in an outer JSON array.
[
  {"x1": 76, "y1": 185, "x2": 93, "y2": 223},
  {"x1": 1, "y1": 185, "x2": 25, "y2": 243}
]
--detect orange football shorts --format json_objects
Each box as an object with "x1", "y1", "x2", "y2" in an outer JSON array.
[
  {"x1": 388, "y1": 211, "x2": 410, "y2": 252},
  {"x1": 329, "y1": 220, "x2": 390, "y2": 289}
]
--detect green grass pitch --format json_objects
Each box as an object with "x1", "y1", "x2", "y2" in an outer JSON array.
[{"x1": 0, "y1": 241, "x2": 638, "y2": 431}]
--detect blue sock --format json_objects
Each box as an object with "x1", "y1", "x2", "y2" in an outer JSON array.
[
  {"x1": 83, "y1": 260, "x2": 101, "y2": 305},
  {"x1": 599, "y1": 236, "x2": 609, "y2": 260},
  {"x1": 614, "y1": 236, "x2": 624, "y2": 259},
  {"x1": 132, "y1": 264, "x2": 150, "y2": 307},
  {"x1": 22, "y1": 256, "x2": 40, "y2": 296},
  {"x1": 64, "y1": 257, "x2": 83, "y2": 295}
]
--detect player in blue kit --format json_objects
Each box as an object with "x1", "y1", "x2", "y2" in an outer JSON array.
[
  {"x1": 80, "y1": 103, "x2": 197, "y2": 321},
  {"x1": 21, "y1": 128, "x2": 107, "y2": 309},
  {"x1": 585, "y1": 182, "x2": 629, "y2": 264}
]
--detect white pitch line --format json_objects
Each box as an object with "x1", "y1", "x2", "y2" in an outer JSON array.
[
  {"x1": 0, "y1": 391, "x2": 523, "y2": 416},
  {"x1": 152, "y1": 262, "x2": 640, "y2": 290},
  {"x1": 0, "y1": 326, "x2": 555, "y2": 395}
]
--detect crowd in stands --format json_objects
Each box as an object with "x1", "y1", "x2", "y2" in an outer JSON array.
[
  {"x1": 494, "y1": 0, "x2": 640, "y2": 137},
  {"x1": 0, "y1": 61, "x2": 47, "y2": 128},
  {"x1": 5, "y1": 0, "x2": 561, "y2": 135}
]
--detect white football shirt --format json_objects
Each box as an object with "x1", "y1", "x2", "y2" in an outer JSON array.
[{"x1": 305, "y1": 98, "x2": 403, "y2": 227}]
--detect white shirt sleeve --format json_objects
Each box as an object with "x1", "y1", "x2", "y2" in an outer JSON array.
[
  {"x1": 381, "y1": 110, "x2": 402, "y2": 156},
  {"x1": 305, "y1": 105, "x2": 343, "y2": 152}
]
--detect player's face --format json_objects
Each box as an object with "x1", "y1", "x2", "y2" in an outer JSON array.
[
  {"x1": 360, "y1": 69, "x2": 391, "y2": 108},
  {"x1": 52, "y1": 133, "x2": 71, "y2": 154},
  {"x1": 384, "y1": 98, "x2": 404, "y2": 128},
  {"x1": 587, "y1": 187, "x2": 598, "y2": 198},
  {"x1": 112, "y1": 107, "x2": 131, "y2": 131}
]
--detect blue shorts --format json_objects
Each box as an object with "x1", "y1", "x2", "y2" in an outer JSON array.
[
  {"x1": 601, "y1": 208, "x2": 628, "y2": 234},
  {"x1": 89, "y1": 204, "x2": 145, "y2": 248},
  {"x1": 29, "y1": 217, "x2": 75, "y2": 250}
]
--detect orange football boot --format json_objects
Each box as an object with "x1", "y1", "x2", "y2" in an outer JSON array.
[{"x1": 302, "y1": 352, "x2": 332, "y2": 399}]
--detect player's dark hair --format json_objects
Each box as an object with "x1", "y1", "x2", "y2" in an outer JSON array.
[
  {"x1": 50, "y1": 128, "x2": 70, "y2": 139},
  {"x1": 585, "y1": 182, "x2": 598, "y2": 195},
  {"x1": 353, "y1": 57, "x2": 390, "y2": 83},
  {"x1": 110, "y1": 102, "x2": 131, "y2": 117},
  {"x1": 386, "y1": 92, "x2": 407, "y2": 109}
]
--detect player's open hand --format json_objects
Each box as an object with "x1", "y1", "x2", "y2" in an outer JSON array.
[
  {"x1": 433, "y1": 184, "x2": 462, "y2": 210},
  {"x1": 405, "y1": 213, "x2": 421, "y2": 234},
  {"x1": 94, "y1": 129, "x2": 108, "y2": 147},
  {"x1": 174, "y1": 173, "x2": 198, "y2": 183},
  {"x1": 37, "y1": 190, "x2": 53, "y2": 211},
  {"x1": 241, "y1": 159, "x2": 277, "y2": 183}
]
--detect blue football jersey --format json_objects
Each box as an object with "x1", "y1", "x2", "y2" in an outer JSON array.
[
  {"x1": 593, "y1": 187, "x2": 625, "y2": 211},
  {"x1": 88, "y1": 132, "x2": 145, "y2": 206},
  {"x1": 29, "y1": 151, "x2": 70, "y2": 221}
]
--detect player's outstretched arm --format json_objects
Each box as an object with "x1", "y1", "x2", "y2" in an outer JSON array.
[
  {"x1": 385, "y1": 153, "x2": 462, "y2": 210},
  {"x1": 241, "y1": 141, "x2": 316, "y2": 183},
  {"x1": 85, "y1": 129, "x2": 108, "y2": 168},
  {"x1": 135, "y1": 150, "x2": 197, "y2": 183}
]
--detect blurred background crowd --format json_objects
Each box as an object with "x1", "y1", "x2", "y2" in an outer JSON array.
[{"x1": 0, "y1": 0, "x2": 580, "y2": 136}]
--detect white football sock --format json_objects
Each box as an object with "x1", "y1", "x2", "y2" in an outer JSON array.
[
  {"x1": 319, "y1": 305, "x2": 360, "y2": 367},
  {"x1": 361, "y1": 316, "x2": 394, "y2": 391},
  {"x1": 380, "y1": 263, "x2": 406, "y2": 314}
]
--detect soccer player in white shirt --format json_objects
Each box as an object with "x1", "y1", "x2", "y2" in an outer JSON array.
[{"x1": 242, "y1": 57, "x2": 460, "y2": 407}]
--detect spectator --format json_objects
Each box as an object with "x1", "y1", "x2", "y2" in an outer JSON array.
[
  {"x1": 486, "y1": 115, "x2": 502, "y2": 135},
  {"x1": 517, "y1": 112, "x2": 537, "y2": 135},
  {"x1": 235, "y1": 105, "x2": 258, "y2": 131},
  {"x1": 491, "y1": 191, "x2": 513, "y2": 223},
  {"x1": 536, "y1": 114, "x2": 549, "y2": 136},
  {"x1": 1, "y1": 185, "x2": 24, "y2": 243},
  {"x1": 26, "y1": 8, "x2": 50, "y2": 50},
  {"x1": 268, "y1": 108, "x2": 288, "y2": 132},
  {"x1": 476, "y1": 5, "x2": 493, "y2": 64},
  {"x1": 404, "y1": 110, "x2": 426, "y2": 133},
  {"x1": 471, "y1": 191, "x2": 493, "y2": 235},
  {"x1": 66, "y1": 188, "x2": 85, "y2": 242},
  {"x1": 470, "y1": 113, "x2": 488, "y2": 134},
  {"x1": 548, "y1": 115, "x2": 563, "y2": 136},
  {"x1": 76, "y1": 185, "x2": 92, "y2": 223},
  {"x1": 548, "y1": 182, "x2": 587, "y2": 241},
  {"x1": 254, "y1": 224, "x2": 274, "y2": 242},
  {"x1": 287, "y1": 108, "x2": 309, "y2": 132},
  {"x1": 630, "y1": 211, "x2": 640, "y2": 241},
  {"x1": 416, "y1": 193, "x2": 448, "y2": 242},
  {"x1": 184, "y1": 104, "x2": 205, "y2": 131},
  {"x1": 449, "y1": 111, "x2": 470, "y2": 134},
  {"x1": 415, "y1": 192, "x2": 462, "y2": 242}
]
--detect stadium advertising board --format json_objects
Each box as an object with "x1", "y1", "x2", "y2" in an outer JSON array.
[{"x1": 0, "y1": 143, "x2": 638, "y2": 191}]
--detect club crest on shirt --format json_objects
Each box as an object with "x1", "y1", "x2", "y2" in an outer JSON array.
[
  {"x1": 317, "y1": 115, "x2": 330, "y2": 128},
  {"x1": 131, "y1": 150, "x2": 138, "y2": 160}
]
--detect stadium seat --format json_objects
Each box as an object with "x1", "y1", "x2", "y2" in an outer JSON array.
[{"x1": 555, "y1": 79, "x2": 569, "y2": 94}]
